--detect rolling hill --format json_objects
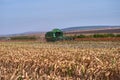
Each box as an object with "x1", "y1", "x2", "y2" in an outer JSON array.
[
  {"x1": 61, "y1": 26, "x2": 120, "y2": 34},
  {"x1": 61, "y1": 26, "x2": 120, "y2": 32},
  {"x1": 0, "y1": 26, "x2": 120, "y2": 37}
]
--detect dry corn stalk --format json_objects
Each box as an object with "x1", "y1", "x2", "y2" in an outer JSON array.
[{"x1": 0, "y1": 41, "x2": 120, "y2": 80}]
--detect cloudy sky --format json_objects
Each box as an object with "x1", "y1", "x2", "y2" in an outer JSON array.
[{"x1": 0, "y1": 0, "x2": 120, "y2": 35}]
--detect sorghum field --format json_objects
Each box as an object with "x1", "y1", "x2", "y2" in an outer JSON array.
[{"x1": 0, "y1": 41, "x2": 120, "y2": 80}]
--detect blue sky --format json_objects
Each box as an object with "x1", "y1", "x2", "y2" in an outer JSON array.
[{"x1": 0, "y1": 0, "x2": 120, "y2": 35}]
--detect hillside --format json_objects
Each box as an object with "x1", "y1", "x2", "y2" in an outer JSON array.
[
  {"x1": 61, "y1": 26, "x2": 120, "y2": 32},
  {"x1": 1, "y1": 26, "x2": 120, "y2": 38},
  {"x1": 61, "y1": 26, "x2": 120, "y2": 35},
  {"x1": 64, "y1": 28, "x2": 120, "y2": 35}
]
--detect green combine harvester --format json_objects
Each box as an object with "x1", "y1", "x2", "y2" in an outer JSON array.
[
  {"x1": 45, "y1": 29, "x2": 64, "y2": 42},
  {"x1": 45, "y1": 29, "x2": 74, "y2": 42}
]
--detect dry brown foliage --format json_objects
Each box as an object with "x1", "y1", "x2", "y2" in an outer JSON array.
[{"x1": 0, "y1": 41, "x2": 120, "y2": 80}]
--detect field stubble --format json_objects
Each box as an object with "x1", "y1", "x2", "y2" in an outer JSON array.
[{"x1": 0, "y1": 41, "x2": 120, "y2": 80}]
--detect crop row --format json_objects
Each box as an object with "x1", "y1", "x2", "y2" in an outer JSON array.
[{"x1": 0, "y1": 41, "x2": 120, "y2": 80}]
